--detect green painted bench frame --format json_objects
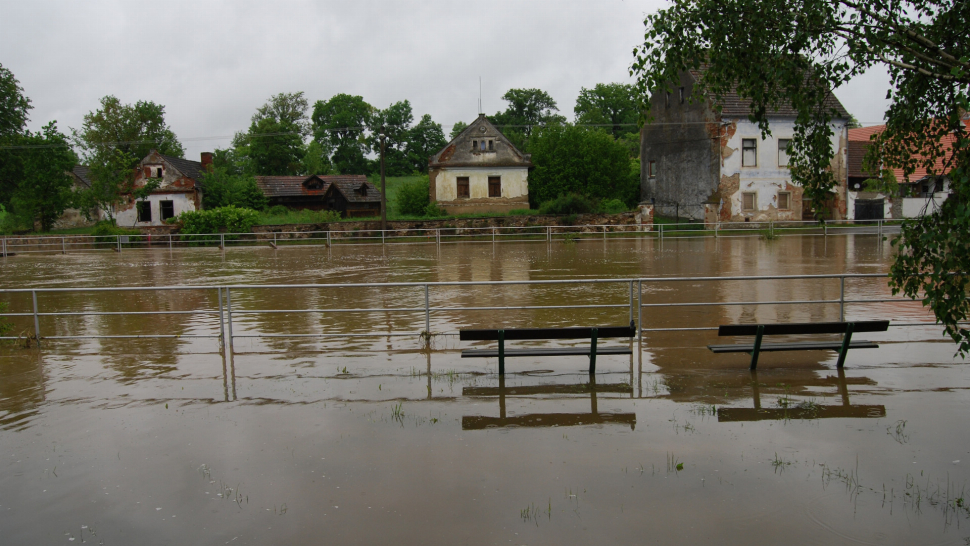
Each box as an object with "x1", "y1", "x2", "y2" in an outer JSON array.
[
  {"x1": 708, "y1": 320, "x2": 889, "y2": 369},
  {"x1": 460, "y1": 322, "x2": 637, "y2": 375}
]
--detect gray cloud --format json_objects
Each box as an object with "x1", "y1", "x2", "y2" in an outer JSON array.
[{"x1": 2, "y1": 0, "x2": 890, "y2": 161}]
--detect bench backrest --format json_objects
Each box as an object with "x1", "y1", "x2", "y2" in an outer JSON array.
[
  {"x1": 718, "y1": 320, "x2": 889, "y2": 336},
  {"x1": 460, "y1": 325, "x2": 636, "y2": 341}
]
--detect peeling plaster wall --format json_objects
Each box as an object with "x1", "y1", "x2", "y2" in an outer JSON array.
[
  {"x1": 434, "y1": 167, "x2": 529, "y2": 214},
  {"x1": 116, "y1": 193, "x2": 197, "y2": 228}
]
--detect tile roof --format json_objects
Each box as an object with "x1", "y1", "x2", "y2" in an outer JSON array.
[
  {"x1": 847, "y1": 121, "x2": 969, "y2": 182},
  {"x1": 429, "y1": 114, "x2": 533, "y2": 169},
  {"x1": 256, "y1": 175, "x2": 381, "y2": 202},
  {"x1": 71, "y1": 165, "x2": 92, "y2": 189},
  {"x1": 688, "y1": 68, "x2": 851, "y2": 119},
  {"x1": 160, "y1": 154, "x2": 205, "y2": 181}
]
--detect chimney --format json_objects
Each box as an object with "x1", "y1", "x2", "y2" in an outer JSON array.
[{"x1": 201, "y1": 152, "x2": 213, "y2": 172}]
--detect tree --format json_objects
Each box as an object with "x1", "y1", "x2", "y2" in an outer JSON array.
[
  {"x1": 201, "y1": 167, "x2": 267, "y2": 211},
  {"x1": 242, "y1": 92, "x2": 309, "y2": 176},
  {"x1": 492, "y1": 88, "x2": 566, "y2": 150},
  {"x1": 312, "y1": 94, "x2": 373, "y2": 175},
  {"x1": 302, "y1": 141, "x2": 333, "y2": 175},
  {"x1": 1, "y1": 122, "x2": 76, "y2": 231},
  {"x1": 527, "y1": 124, "x2": 638, "y2": 208},
  {"x1": 407, "y1": 114, "x2": 447, "y2": 173},
  {"x1": 450, "y1": 121, "x2": 468, "y2": 140},
  {"x1": 574, "y1": 83, "x2": 640, "y2": 139},
  {"x1": 632, "y1": 0, "x2": 970, "y2": 353},
  {"x1": 72, "y1": 96, "x2": 183, "y2": 167},
  {"x1": 0, "y1": 62, "x2": 31, "y2": 139},
  {"x1": 369, "y1": 100, "x2": 414, "y2": 176}
]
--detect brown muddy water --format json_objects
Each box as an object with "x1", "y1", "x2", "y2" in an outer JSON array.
[{"x1": 1, "y1": 236, "x2": 969, "y2": 545}]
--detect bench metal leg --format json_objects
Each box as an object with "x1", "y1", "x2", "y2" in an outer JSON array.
[
  {"x1": 750, "y1": 325, "x2": 764, "y2": 370},
  {"x1": 498, "y1": 329, "x2": 505, "y2": 375},
  {"x1": 589, "y1": 328, "x2": 598, "y2": 375},
  {"x1": 836, "y1": 322, "x2": 854, "y2": 368}
]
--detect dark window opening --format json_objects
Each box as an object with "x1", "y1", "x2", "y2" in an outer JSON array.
[
  {"x1": 137, "y1": 201, "x2": 152, "y2": 223},
  {"x1": 156, "y1": 167, "x2": 163, "y2": 178},
  {"x1": 679, "y1": 87, "x2": 685, "y2": 104},
  {"x1": 665, "y1": 92, "x2": 670, "y2": 108},
  {"x1": 472, "y1": 140, "x2": 478, "y2": 151},
  {"x1": 488, "y1": 176, "x2": 501, "y2": 198},
  {"x1": 160, "y1": 200, "x2": 175, "y2": 220},
  {"x1": 488, "y1": 140, "x2": 494, "y2": 151},
  {"x1": 457, "y1": 177, "x2": 470, "y2": 198}
]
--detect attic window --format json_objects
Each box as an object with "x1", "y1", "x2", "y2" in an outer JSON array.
[
  {"x1": 144, "y1": 165, "x2": 163, "y2": 178},
  {"x1": 472, "y1": 140, "x2": 478, "y2": 150},
  {"x1": 356, "y1": 184, "x2": 367, "y2": 196},
  {"x1": 679, "y1": 87, "x2": 685, "y2": 104},
  {"x1": 305, "y1": 179, "x2": 323, "y2": 190},
  {"x1": 488, "y1": 140, "x2": 494, "y2": 151},
  {"x1": 480, "y1": 141, "x2": 486, "y2": 151},
  {"x1": 156, "y1": 167, "x2": 163, "y2": 178}
]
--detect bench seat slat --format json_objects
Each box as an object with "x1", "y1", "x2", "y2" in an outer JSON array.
[
  {"x1": 708, "y1": 340, "x2": 879, "y2": 353},
  {"x1": 717, "y1": 321, "x2": 889, "y2": 336},
  {"x1": 462, "y1": 346, "x2": 632, "y2": 358},
  {"x1": 460, "y1": 326, "x2": 635, "y2": 341}
]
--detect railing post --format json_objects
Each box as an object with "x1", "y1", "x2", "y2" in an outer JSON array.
[
  {"x1": 839, "y1": 276, "x2": 846, "y2": 322},
  {"x1": 31, "y1": 290, "x2": 40, "y2": 347},
  {"x1": 220, "y1": 233, "x2": 225, "y2": 249},
  {"x1": 714, "y1": 222, "x2": 719, "y2": 238},
  {"x1": 492, "y1": 228, "x2": 495, "y2": 243},
  {"x1": 637, "y1": 280, "x2": 642, "y2": 341},
  {"x1": 327, "y1": 231, "x2": 331, "y2": 247},
  {"x1": 225, "y1": 287, "x2": 234, "y2": 355},
  {"x1": 424, "y1": 284, "x2": 431, "y2": 343},
  {"x1": 659, "y1": 224, "x2": 664, "y2": 241},
  {"x1": 168, "y1": 233, "x2": 172, "y2": 250},
  {"x1": 382, "y1": 229, "x2": 385, "y2": 246},
  {"x1": 2, "y1": 236, "x2": 7, "y2": 257},
  {"x1": 628, "y1": 280, "x2": 634, "y2": 324},
  {"x1": 117, "y1": 236, "x2": 121, "y2": 253},
  {"x1": 547, "y1": 226, "x2": 551, "y2": 242},
  {"x1": 436, "y1": 229, "x2": 440, "y2": 246}
]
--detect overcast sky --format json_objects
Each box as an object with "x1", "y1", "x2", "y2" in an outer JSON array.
[{"x1": 2, "y1": 0, "x2": 893, "y2": 161}]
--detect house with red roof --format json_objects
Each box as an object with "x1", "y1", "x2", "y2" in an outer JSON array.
[{"x1": 255, "y1": 175, "x2": 381, "y2": 218}]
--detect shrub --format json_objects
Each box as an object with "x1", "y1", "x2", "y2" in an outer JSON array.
[
  {"x1": 423, "y1": 202, "x2": 447, "y2": 217},
  {"x1": 539, "y1": 193, "x2": 595, "y2": 215},
  {"x1": 396, "y1": 179, "x2": 430, "y2": 216},
  {"x1": 598, "y1": 198, "x2": 627, "y2": 214},
  {"x1": 509, "y1": 208, "x2": 541, "y2": 216},
  {"x1": 177, "y1": 206, "x2": 261, "y2": 236}
]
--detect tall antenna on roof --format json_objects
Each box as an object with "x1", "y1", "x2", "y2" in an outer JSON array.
[{"x1": 479, "y1": 77, "x2": 483, "y2": 115}]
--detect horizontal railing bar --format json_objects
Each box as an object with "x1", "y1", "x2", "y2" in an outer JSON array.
[
  {"x1": 233, "y1": 333, "x2": 422, "y2": 338},
  {"x1": 31, "y1": 310, "x2": 221, "y2": 317},
  {"x1": 0, "y1": 334, "x2": 221, "y2": 340},
  {"x1": 231, "y1": 308, "x2": 428, "y2": 314}
]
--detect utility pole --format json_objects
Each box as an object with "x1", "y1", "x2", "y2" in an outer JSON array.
[{"x1": 380, "y1": 126, "x2": 387, "y2": 232}]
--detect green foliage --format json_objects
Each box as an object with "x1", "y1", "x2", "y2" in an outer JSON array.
[
  {"x1": 1, "y1": 121, "x2": 76, "y2": 231},
  {"x1": 574, "y1": 83, "x2": 640, "y2": 139},
  {"x1": 243, "y1": 92, "x2": 310, "y2": 176},
  {"x1": 71, "y1": 95, "x2": 183, "y2": 167},
  {"x1": 258, "y1": 208, "x2": 341, "y2": 225},
  {"x1": 302, "y1": 141, "x2": 333, "y2": 175},
  {"x1": 90, "y1": 219, "x2": 139, "y2": 238},
  {"x1": 539, "y1": 193, "x2": 595, "y2": 215},
  {"x1": 369, "y1": 100, "x2": 414, "y2": 176},
  {"x1": 491, "y1": 88, "x2": 565, "y2": 139},
  {"x1": 632, "y1": 0, "x2": 970, "y2": 354},
  {"x1": 508, "y1": 208, "x2": 541, "y2": 216},
  {"x1": 75, "y1": 148, "x2": 139, "y2": 221},
  {"x1": 312, "y1": 94, "x2": 374, "y2": 175},
  {"x1": 450, "y1": 121, "x2": 468, "y2": 140},
  {"x1": 598, "y1": 198, "x2": 628, "y2": 214},
  {"x1": 407, "y1": 114, "x2": 447, "y2": 173},
  {"x1": 527, "y1": 124, "x2": 639, "y2": 207},
  {"x1": 423, "y1": 201, "x2": 447, "y2": 217},
  {"x1": 201, "y1": 168, "x2": 267, "y2": 210},
  {"x1": 0, "y1": 62, "x2": 31, "y2": 139},
  {"x1": 177, "y1": 206, "x2": 260, "y2": 235},
  {"x1": 395, "y1": 178, "x2": 431, "y2": 216}
]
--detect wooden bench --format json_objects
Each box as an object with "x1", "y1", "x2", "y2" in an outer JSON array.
[
  {"x1": 708, "y1": 320, "x2": 889, "y2": 369},
  {"x1": 460, "y1": 322, "x2": 637, "y2": 374}
]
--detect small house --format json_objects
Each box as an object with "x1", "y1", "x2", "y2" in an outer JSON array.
[
  {"x1": 428, "y1": 114, "x2": 532, "y2": 215},
  {"x1": 255, "y1": 175, "x2": 381, "y2": 218},
  {"x1": 116, "y1": 151, "x2": 209, "y2": 227}
]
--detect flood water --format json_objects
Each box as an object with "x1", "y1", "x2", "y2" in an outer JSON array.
[{"x1": 2, "y1": 236, "x2": 969, "y2": 545}]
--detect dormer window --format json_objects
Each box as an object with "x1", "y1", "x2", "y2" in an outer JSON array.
[
  {"x1": 304, "y1": 178, "x2": 323, "y2": 190},
  {"x1": 355, "y1": 184, "x2": 368, "y2": 196}
]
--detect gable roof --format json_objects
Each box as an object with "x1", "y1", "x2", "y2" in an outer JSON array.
[
  {"x1": 160, "y1": 154, "x2": 205, "y2": 181},
  {"x1": 70, "y1": 165, "x2": 92, "y2": 189},
  {"x1": 256, "y1": 175, "x2": 381, "y2": 202},
  {"x1": 847, "y1": 121, "x2": 969, "y2": 182},
  {"x1": 429, "y1": 114, "x2": 533, "y2": 169},
  {"x1": 687, "y1": 67, "x2": 851, "y2": 119}
]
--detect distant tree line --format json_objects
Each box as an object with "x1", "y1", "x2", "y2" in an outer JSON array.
[{"x1": 0, "y1": 59, "x2": 643, "y2": 232}]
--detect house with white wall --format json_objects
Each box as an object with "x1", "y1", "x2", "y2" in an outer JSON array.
[
  {"x1": 428, "y1": 114, "x2": 532, "y2": 215},
  {"x1": 640, "y1": 68, "x2": 850, "y2": 223},
  {"x1": 113, "y1": 150, "x2": 210, "y2": 227}
]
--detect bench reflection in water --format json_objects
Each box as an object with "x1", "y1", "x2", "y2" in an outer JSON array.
[
  {"x1": 461, "y1": 376, "x2": 636, "y2": 430},
  {"x1": 717, "y1": 368, "x2": 886, "y2": 422}
]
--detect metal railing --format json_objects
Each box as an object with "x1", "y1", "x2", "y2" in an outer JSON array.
[
  {"x1": 0, "y1": 274, "x2": 943, "y2": 354},
  {"x1": 0, "y1": 219, "x2": 901, "y2": 256}
]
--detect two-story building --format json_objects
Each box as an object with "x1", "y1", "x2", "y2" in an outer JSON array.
[
  {"x1": 640, "y1": 68, "x2": 850, "y2": 223},
  {"x1": 115, "y1": 150, "x2": 209, "y2": 227},
  {"x1": 428, "y1": 114, "x2": 532, "y2": 215}
]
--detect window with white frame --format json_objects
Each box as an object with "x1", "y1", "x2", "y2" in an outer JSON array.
[
  {"x1": 777, "y1": 139, "x2": 791, "y2": 167},
  {"x1": 777, "y1": 191, "x2": 791, "y2": 210},
  {"x1": 648, "y1": 160, "x2": 657, "y2": 179},
  {"x1": 742, "y1": 192, "x2": 757, "y2": 211},
  {"x1": 742, "y1": 139, "x2": 757, "y2": 167}
]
